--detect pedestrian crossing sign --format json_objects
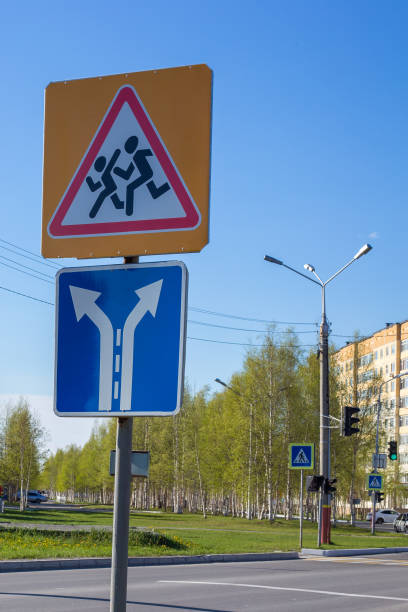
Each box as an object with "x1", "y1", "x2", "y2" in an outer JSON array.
[
  {"x1": 289, "y1": 443, "x2": 314, "y2": 470},
  {"x1": 367, "y1": 474, "x2": 383, "y2": 490},
  {"x1": 42, "y1": 65, "x2": 212, "y2": 259}
]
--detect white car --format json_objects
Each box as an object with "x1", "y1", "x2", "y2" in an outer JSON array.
[{"x1": 365, "y1": 509, "x2": 400, "y2": 524}]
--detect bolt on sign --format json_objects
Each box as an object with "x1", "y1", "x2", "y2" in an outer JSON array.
[{"x1": 42, "y1": 64, "x2": 212, "y2": 259}]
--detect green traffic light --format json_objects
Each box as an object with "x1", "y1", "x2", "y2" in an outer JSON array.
[{"x1": 388, "y1": 440, "x2": 398, "y2": 461}]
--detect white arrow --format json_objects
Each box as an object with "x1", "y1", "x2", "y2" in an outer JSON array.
[
  {"x1": 120, "y1": 280, "x2": 163, "y2": 411},
  {"x1": 69, "y1": 285, "x2": 114, "y2": 412}
]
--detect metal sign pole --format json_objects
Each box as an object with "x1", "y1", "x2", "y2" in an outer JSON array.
[
  {"x1": 299, "y1": 470, "x2": 303, "y2": 549},
  {"x1": 110, "y1": 416, "x2": 133, "y2": 612},
  {"x1": 371, "y1": 490, "x2": 376, "y2": 536},
  {"x1": 110, "y1": 254, "x2": 138, "y2": 612},
  {"x1": 317, "y1": 489, "x2": 322, "y2": 547}
]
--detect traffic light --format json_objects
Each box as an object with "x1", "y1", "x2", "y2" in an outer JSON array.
[
  {"x1": 306, "y1": 475, "x2": 324, "y2": 492},
  {"x1": 342, "y1": 406, "x2": 360, "y2": 436},
  {"x1": 375, "y1": 491, "x2": 384, "y2": 503},
  {"x1": 324, "y1": 478, "x2": 337, "y2": 495},
  {"x1": 388, "y1": 440, "x2": 397, "y2": 461}
]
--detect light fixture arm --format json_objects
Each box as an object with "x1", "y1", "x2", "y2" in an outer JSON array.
[{"x1": 281, "y1": 262, "x2": 321, "y2": 286}]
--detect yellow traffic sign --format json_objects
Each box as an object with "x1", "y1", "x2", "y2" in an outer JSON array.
[{"x1": 42, "y1": 64, "x2": 212, "y2": 259}]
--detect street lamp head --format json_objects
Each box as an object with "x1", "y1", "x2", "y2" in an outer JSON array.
[
  {"x1": 353, "y1": 243, "x2": 373, "y2": 260},
  {"x1": 304, "y1": 263, "x2": 315, "y2": 273},
  {"x1": 264, "y1": 255, "x2": 283, "y2": 265},
  {"x1": 214, "y1": 378, "x2": 228, "y2": 388}
]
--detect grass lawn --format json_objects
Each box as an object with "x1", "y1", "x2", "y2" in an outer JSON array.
[
  {"x1": 0, "y1": 527, "x2": 188, "y2": 560},
  {"x1": 1, "y1": 508, "x2": 408, "y2": 558}
]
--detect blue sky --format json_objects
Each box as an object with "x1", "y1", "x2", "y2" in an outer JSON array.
[{"x1": 1, "y1": 1, "x2": 408, "y2": 451}]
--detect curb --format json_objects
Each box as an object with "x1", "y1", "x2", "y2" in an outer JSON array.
[
  {"x1": 301, "y1": 547, "x2": 408, "y2": 557},
  {"x1": 0, "y1": 551, "x2": 299, "y2": 573}
]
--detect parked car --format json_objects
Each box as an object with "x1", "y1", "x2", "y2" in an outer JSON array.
[
  {"x1": 394, "y1": 513, "x2": 408, "y2": 533},
  {"x1": 16, "y1": 490, "x2": 48, "y2": 504},
  {"x1": 365, "y1": 509, "x2": 400, "y2": 524}
]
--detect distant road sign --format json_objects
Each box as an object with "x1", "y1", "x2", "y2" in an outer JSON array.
[
  {"x1": 372, "y1": 453, "x2": 387, "y2": 470},
  {"x1": 110, "y1": 451, "x2": 150, "y2": 477},
  {"x1": 55, "y1": 261, "x2": 187, "y2": 416},
  {"x1": 289, "y1": 444, "x2": 314, "y2": 470},
  {"x1": 367, "y1": 474, "x2": 383, "y2": 490},
  {"x1": 42, "y1": 64, "x2": 212, "y2": 259}
]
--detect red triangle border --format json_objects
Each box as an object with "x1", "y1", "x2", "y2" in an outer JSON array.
[{"x1": 48, "y1": 86, "x2": 201, "y2": 237}]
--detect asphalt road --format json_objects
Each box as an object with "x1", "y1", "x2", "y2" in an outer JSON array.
[
  {"x1": 355, "y1": 520, "x2": 396, "y2": 532},
  {"x1": 2, "y1": 554, "x2": 408, "y2": 611}
]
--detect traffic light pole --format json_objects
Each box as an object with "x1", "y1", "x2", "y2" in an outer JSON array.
[
  {"x1": 370, "y1": 392, "x2": 382, "y2": 536},
  {"x1": 371, "y1": 374, "x2": 406, "y2": 535}
]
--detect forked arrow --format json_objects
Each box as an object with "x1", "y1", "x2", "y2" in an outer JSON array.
[
  {"x1": 69, "y1": 285, "x2": 114, "y2": 412},
  {"x1": 120, "y1": 280, "x2": 163, "y2": 411}
]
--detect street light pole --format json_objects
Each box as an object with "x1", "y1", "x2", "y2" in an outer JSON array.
[
  {"x1": 319, "y1": 282, "x2": 330, "y2": 545},
  {"x1": 264, "y1": 244, "x2": 372, "y2": 545},
  {"x1": 371, "y1": 371, "x2": 408, "y2": 535}
]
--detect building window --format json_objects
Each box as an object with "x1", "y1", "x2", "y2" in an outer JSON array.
[
  {"x1": 391, "y1": 381, "x2": 395, "y2": 391},
  {"x1": 392, "y1": 344, "x2": 396, "y2": 354},
  {"x1": 386, "y1": 347, "x2": 389, "y2": 356},
  {"x1": 380, "y1": 349, "x2": 383, "y2": 358},
  {"x1": 358, "y1": 353, "x2": 373, "y2": 368},
  {"x1": 375, "y1": 351, "x2": 378, "y2": 360},
  {"x1": 391, "y1": 362, "x2": 395, "y2": 373},
  {"x1": 401, "y1": 340, "x2": 408, "y2": 353}
]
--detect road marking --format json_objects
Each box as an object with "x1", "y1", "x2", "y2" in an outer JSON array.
[
  {"x1": 116, "y1": 329, "x2": 121, "y2": 346},
  {"x1": 159, "y1": 581, "x2": 408, "y2": 602},
  {"x1": 115, "y1": 354, "x2": 120, "y2": 372},
  {"x1": 113, "y1": 381, "x2": 119, "y2": 399},
  {"x1": 303, "y1": 556, "x2": 408, "y2": 566}
]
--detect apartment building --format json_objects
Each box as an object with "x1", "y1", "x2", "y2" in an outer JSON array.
[{"x1": 334, "y1": 320, "x2": 408, "y2": 483}]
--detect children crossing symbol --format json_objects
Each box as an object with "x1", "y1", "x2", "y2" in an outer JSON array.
[{"x1": 48, "y1": 85, "x2": 201, "y2": 238}]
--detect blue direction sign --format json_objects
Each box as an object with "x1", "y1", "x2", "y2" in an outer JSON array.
[
  {"x1": 367, "y1": 474, "x2": 383, "y2": 490},
  {"x1": 55, "y1": 261, "x2": 187, "y2": 416},
  {"x1": 289, "y1": 443, "x2": 314, "y2": 470}
]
